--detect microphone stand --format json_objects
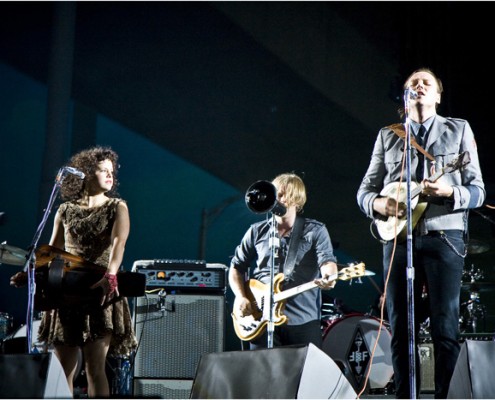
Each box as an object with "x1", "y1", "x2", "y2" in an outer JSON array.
[
  {"x1": 244, "y1": 181, "x2": 286, "y2": 349},
  {"x1": 24, "y1": 167, "x2": 66, "y2": 353},
  {"x1": 403, "y1": 89, "x2": 417, "y2": 399},
  {"x1": 267, "y1": 213, "x2": 279, "y2": 349}
]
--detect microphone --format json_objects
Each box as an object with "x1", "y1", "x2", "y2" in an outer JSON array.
[
  {"x1": 405, "y1": 88, "x2": 418, "y2": 99},
  {"x1": 64, "y1": 167, "x2": 85, "y2": 179}
]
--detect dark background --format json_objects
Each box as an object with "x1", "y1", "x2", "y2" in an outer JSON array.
[{"x1": 1, "y1": 2, "x2": 494, "y2": 352}]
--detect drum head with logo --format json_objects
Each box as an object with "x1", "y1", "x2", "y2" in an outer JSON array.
[{"x1": 322, "y1": 313, "x2": 393, "y2": 392}]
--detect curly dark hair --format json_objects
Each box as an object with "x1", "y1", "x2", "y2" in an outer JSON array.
[{"x1": 60, "y1": 146, "x2": 120, "y2": 200}]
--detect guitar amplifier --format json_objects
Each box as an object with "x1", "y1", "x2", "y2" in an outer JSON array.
[
  {"x1": 133, "y1": 293, "x2": 225, "y2": 380},
  {"x1": 132, "y1": 259, "x2": 227, "y2": 292}
]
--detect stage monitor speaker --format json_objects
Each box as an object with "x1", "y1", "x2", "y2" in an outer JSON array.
[
  {"x1": 133, "y1": 293, "x2": 225, "y2": 379},
  {"x1": 190, "y1": 343, "x2": 357, "y2": 399},
  {"x1": 133, "y1": 378, "x2": 193, "y2": 399},
  {"x1": 447, "y1": 340, "x2": 495, "y2": 399},
  {"x1": 0, "y1": 352, "x2": 71, "y2": 398}
]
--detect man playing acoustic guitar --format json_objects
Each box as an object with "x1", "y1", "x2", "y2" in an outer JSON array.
[
  {"x1": 357, "y1": 68, "x2": 485, "y2": 398},
  {"x1": 229, "y1": 172, "x2": 338, "y2": 350}
]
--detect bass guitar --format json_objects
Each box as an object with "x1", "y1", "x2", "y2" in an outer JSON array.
[
  {"x1": 373, "y1": 151, "x2": 470, "y2": 242},
  {"x1": 232, "y1": 263, "x2": 367, "y2": 341}
]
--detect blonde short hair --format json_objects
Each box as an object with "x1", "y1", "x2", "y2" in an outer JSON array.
[{"x1": 272, "y1": 173, "x2": 307, "y2": 212}]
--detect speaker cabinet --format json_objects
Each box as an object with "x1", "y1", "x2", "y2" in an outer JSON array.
[
  {"x1": 133, "y1": 378, "x2": 193, "y2": 399},
  {"x1": 133, "y1": 293, "x2": 225, "y2": 380},
  {"x1": 419, "y1": 342, "x2": 435, "y2": 393},
  {"x1": 0, "y1": 353, "x2": 71, "y2": 398},
  {"x1": 190, "y1": 343, "x2": 356, "y2": 399},
  {"x1": 447, "y1": 340, "x2": 495, "y2": 399}
]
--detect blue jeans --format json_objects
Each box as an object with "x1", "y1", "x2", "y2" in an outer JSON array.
[{"x1": 384, "y1": 230, "x2": 465, "y2": 399}]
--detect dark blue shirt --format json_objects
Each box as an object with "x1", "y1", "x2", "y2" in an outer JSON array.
[{"x1": 230, "y1": 217, "x2": 337, "y2": 325}]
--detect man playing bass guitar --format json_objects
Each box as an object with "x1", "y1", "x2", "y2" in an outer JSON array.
[{"x1": 229, "y1": 172, "x2": 338, "y2": 349}]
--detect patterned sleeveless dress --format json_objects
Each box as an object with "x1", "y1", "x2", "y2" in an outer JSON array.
[{"x1": 38, "y1": 198, "x2": 137, "y2": 356}]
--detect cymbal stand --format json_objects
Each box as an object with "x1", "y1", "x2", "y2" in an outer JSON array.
[
  {"x1": 23, "y1": 167, "x2": 67, "y2": 353},
  {"x1": 460, "y1": 291, "x2": 486, "y2": 333},
  {"x1": 460, "y1": 264, "x2": 487, "y2": 333}
]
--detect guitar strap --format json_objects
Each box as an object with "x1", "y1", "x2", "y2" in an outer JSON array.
[
  {"x1": 283, "y1": 216, "x2": 305, "y2": 282},
  {"x1": 387, "y1": 123, "x2": 435, "y2": 162}
]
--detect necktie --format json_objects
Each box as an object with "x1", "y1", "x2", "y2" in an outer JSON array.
[
  {"x1": 417, "y1": 125, "x2": 427, "y2": 147},
  {"x1": 416, "y1": 125, "x2": 427, "y2": 179}
]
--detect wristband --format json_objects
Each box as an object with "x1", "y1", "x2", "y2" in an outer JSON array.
[{"x1": 104, "y1": 272, "x2": 118, "y2": 294}]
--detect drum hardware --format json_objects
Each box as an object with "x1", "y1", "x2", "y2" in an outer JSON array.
[
  {"x1": 462, "y1": 263, "x2": 484, "y2": 283},
  {"x1": 320, "y1": 302, "x2": 343, "y2": 329},
  {"x1": 419, "y1": 317, "x2": 431, "y2": 337},
  {"x1": 0, "y1": 312, "x2": 13, "y2": 340},
  {"x1": 460, "y1": 264, "x2": 491, "y2": 333},
  {"x1": 460, "y1": 291, "x2": 487, "y2": 333}
]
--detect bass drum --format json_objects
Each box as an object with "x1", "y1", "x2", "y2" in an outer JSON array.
[
  {"x1": 322, "y1": 313, "x2": 393, "y2": 393},
  {"x1": 11, "y1": 320, "x2": 48, "y2": 353}
]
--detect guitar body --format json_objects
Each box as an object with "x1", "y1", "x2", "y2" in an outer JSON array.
[
  {"x1": 374, "y1": 181, "x2": 426, "y2": 242},
  {"x1": 232, "y1": 273, "x2": 288, "y2": 341}
]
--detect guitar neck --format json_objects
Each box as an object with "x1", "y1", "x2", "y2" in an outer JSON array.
[
  {"x1": 268, "y1": 265, "x2": 365, "y2": 304},
  {"x1": 411, "y1": 168, "x2": 445, "y2": 199},
  {"x1": 273, "y1": 280, "x2": 318, "y2": 303},
  {"x1": 272, "y1": 270, "x2": 341, "y2": 303}
]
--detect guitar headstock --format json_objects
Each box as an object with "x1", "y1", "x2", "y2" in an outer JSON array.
[
  {"x1": 338, "y1": 262, "x2": 366, "y2": 281},
  {"x1": 444, "y1": 151, "x2": 471, "y2": 174}
]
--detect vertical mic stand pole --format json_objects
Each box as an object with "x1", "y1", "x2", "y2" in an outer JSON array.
[
  {"x1": 404, "y1": 89, "x2": 417, "y2": 399},
  {"x1": 266, "y1": 213, "x2": 279, "y2": 349},
  {"x1": 24, "y1": 167, "x2": 65, "y2": 353}
]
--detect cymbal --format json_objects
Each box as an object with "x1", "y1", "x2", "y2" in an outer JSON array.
[
  {"x1": 461, "y1": 282, "x2": 495, "y2": 292},
  {"x1": 466, "y1": 239, "x2": 490, "y2": 254},
  {"x1": 0, "y1": 243, "x2": 28, "y2": 266}
]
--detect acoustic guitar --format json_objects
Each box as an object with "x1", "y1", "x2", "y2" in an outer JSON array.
[{"x1": 373, "y1": 151, "x2": 470, "y2": 242}]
